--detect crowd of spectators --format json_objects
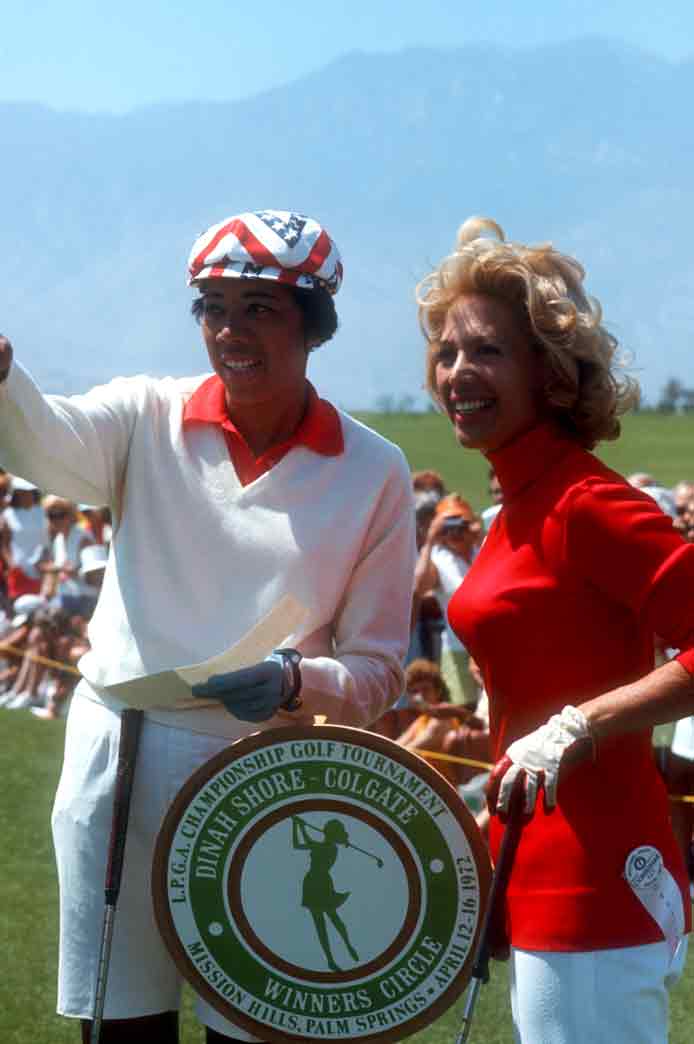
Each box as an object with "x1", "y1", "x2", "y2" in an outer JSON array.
[
  {"x1": 369, "y1": 468, "x2": 498, "y2": 827},
  {"x1": 0, "y1": 468, "x2": 109, "y2": 719},
  {"x1": 371, "y1": 465, "x2": 694, "y2": 859},
  {"x1": 2, "y1": 459, "x2": 694, "y2": 860}
]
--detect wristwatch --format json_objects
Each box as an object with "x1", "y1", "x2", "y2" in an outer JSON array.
[{"x1": 273, "y1": 648, "x2": 303, "y2": 712}]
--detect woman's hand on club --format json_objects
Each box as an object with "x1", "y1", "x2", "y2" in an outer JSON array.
[{"x1": 486, "y1": 705, "x2": 594, "y2": 815}]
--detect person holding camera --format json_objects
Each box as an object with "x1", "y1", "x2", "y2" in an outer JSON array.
[{"x1": 413, "y1": 493, "x2": 481, "y2": 708}]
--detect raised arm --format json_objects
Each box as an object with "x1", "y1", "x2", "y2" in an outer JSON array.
[
  {"x1": 413, "y1": 513, "x2": 446, "y2": 598},
  {"x1": 292, "y1": 816, "x2": 313, "y2": 851},
  {"x1": 0, "y1": 336, "x2": 142, "y2": 511}
]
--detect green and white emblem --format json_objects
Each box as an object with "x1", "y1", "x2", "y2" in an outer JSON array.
[{"x1": 153, "y1": 725, "x2": 491, "y2": 1042}]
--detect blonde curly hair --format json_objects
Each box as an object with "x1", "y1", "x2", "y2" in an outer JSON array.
[{"x1": 417, "y1": 217, "x2": 639, "y2": 448}]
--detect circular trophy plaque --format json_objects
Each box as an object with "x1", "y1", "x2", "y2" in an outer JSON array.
[{"x1": 152, "y1": 725, "x2": 491, "y2": 1042}]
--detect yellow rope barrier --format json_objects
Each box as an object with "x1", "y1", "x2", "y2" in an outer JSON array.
[
  {"x1": 1, "y1": 648, "x2": 694, "y2": 806},
  {"x1": 0, "y1": 642, "x2": 81, "y2": 676},
  {"x1": 416, "y1": 748, "x2": 493, "y2": 772},
  {"x1": 414, "y1": 747, "x2": 694, "y2": 805}
]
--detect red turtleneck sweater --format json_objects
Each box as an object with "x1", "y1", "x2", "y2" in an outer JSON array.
[{"x1": 449, "y1": 423, "x2": 694, "y2": 951}]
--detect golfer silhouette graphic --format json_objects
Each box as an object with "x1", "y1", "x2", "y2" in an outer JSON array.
[{"x1": 292, "y1": 816, "x2": 360, "y2": 971}]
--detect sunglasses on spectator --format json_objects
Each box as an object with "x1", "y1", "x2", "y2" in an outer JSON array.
[{"x1": 46, "y1": 510, "x2": 69, "y2": 520}]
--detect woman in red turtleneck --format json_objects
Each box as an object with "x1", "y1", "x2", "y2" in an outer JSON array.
[{"x1": 417, "y1": 218, "x2": 694, "y2": 1044}]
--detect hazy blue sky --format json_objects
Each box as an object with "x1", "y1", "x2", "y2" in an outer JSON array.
[{"x1": 2, "y1": 1, "x2": 693, "y2": 112}]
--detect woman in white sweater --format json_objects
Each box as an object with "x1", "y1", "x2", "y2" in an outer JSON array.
[{"x1": 0, "y1": 210, "x2": 416, "y2": 1044}]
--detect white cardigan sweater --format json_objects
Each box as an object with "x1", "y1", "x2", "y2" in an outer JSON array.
[{"x1": 0, "y1": 363, "x2": 416, "y2": 737}]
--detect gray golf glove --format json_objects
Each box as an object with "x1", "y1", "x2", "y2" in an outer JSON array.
[{"x1": 192, "y1": 648, "x2": 302, "y2": 722}]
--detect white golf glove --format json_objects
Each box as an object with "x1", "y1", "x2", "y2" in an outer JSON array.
[{"x1": 488, "y1": 705, "x2": 593, "y2": 814}]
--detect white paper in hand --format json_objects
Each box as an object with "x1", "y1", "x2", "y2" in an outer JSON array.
[{"x1": 104, "y1": 595, "x2": 308, "y2": 710}]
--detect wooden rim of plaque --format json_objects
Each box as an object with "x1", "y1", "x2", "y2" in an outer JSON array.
[{"x1": 152, "y1": 724, "x2": 492, "y2": 1043}]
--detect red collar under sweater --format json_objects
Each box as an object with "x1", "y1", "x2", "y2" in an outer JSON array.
[{"x1": 183, "y1": 376, "x2": 343, "y2": 485}]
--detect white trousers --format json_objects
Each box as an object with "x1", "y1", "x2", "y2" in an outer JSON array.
[
  {"x1": 52, "y1": 688, "x2": 260, "y2": 1041},
  {"x1": 510, "y1": 939, "x2": 688, "y2": 1044}
]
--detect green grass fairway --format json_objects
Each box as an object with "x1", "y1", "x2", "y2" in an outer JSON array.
[
  {"x1": 356, "y1": 410, "x2": 694, "y2": 512},
  {"x1": 3, "y1": 410, "x2": 694, "y2": 1041},
  {"x1": 2, "y1": 710, "x2": 693, "y2": 1042}
]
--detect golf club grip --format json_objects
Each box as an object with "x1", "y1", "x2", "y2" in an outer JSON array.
[{"x1": 104, "y1": 709, "x2": 144, "y2": 903}]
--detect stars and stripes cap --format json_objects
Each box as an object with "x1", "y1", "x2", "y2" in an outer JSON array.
[{"x1": 187, "y1": 210, "x2": 343, "y2": 294}]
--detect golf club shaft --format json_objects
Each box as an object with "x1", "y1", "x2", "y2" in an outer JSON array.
[
  {"x1": 455, "y1": 791, "x2": 524, "y2": 1044},
  {"x1": 456, "y1": 977, "x2": 481, "y2": 1043},
  {"x1": 91, "y1": 906, "x2": 115, "y2": 1042},
  {"x1": 90, "y1": 708, "x2": 144, "y2": 1044},
  {"x1": 295, "y1": 815, "x2": 382, "y2": 866},
  {"x1": 346, "y1": 841, "x2": 382, "y2": 866}
]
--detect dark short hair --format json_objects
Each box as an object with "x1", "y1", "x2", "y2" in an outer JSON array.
[
  {"x1": 191, "y1": 285, "x2": 338, "y2": 351},
  {"x1": 405, "y1": 658, "x2": 450, "y2": 701},
  {"x1": 10, "y1": 488, "x2": 40, "y2": 506}
]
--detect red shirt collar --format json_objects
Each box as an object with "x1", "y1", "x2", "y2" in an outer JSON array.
[
  {"x1": 487, "y1": 422, "x2": 575, "y2": 501},
  {"x1": 183, "y1": 374, "x2": 344, "y2": 458}
]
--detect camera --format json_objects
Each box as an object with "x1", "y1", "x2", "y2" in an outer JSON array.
[{"x1": 441, "y1": 516, "x2": 470, "y2": 535}]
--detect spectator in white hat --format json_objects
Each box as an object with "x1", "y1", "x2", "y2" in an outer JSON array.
[
  {"x1": 10, "y1": 592, "x2": 46, "y2": 627},
  {"x1": 0, "y1": 619, "x2": 25, "y2": 695},
  {"x1": 75, "y1": 543, "x2": 108, "y2": 618},
  {"x1": 0, "y1": 209, "x2": 415, "y2": 1044},
  {"x1": 0, "y1": 599, "x2": 35, "y2": 704},
  {"x1": 78, "y1": 504, "x2": 112, "y2": 547},
  {"x1": 0, "y1": 476, "x2": 45, "y2": 601},
  {"x1": 0, "y1": 593, "x2": 48, "y2": 708}
]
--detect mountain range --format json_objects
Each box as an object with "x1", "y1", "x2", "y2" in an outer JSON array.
[{"x1": 2, "y1": 37, "x2": 693, "y2": 406}]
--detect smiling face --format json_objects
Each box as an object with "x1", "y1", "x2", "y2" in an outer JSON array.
[
  {"x1": 199, "y1": 280, "x2": 310, "y2": 415},
  {"x1": 434, "y1": 292, "x2": 545, "y2": 454}
]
